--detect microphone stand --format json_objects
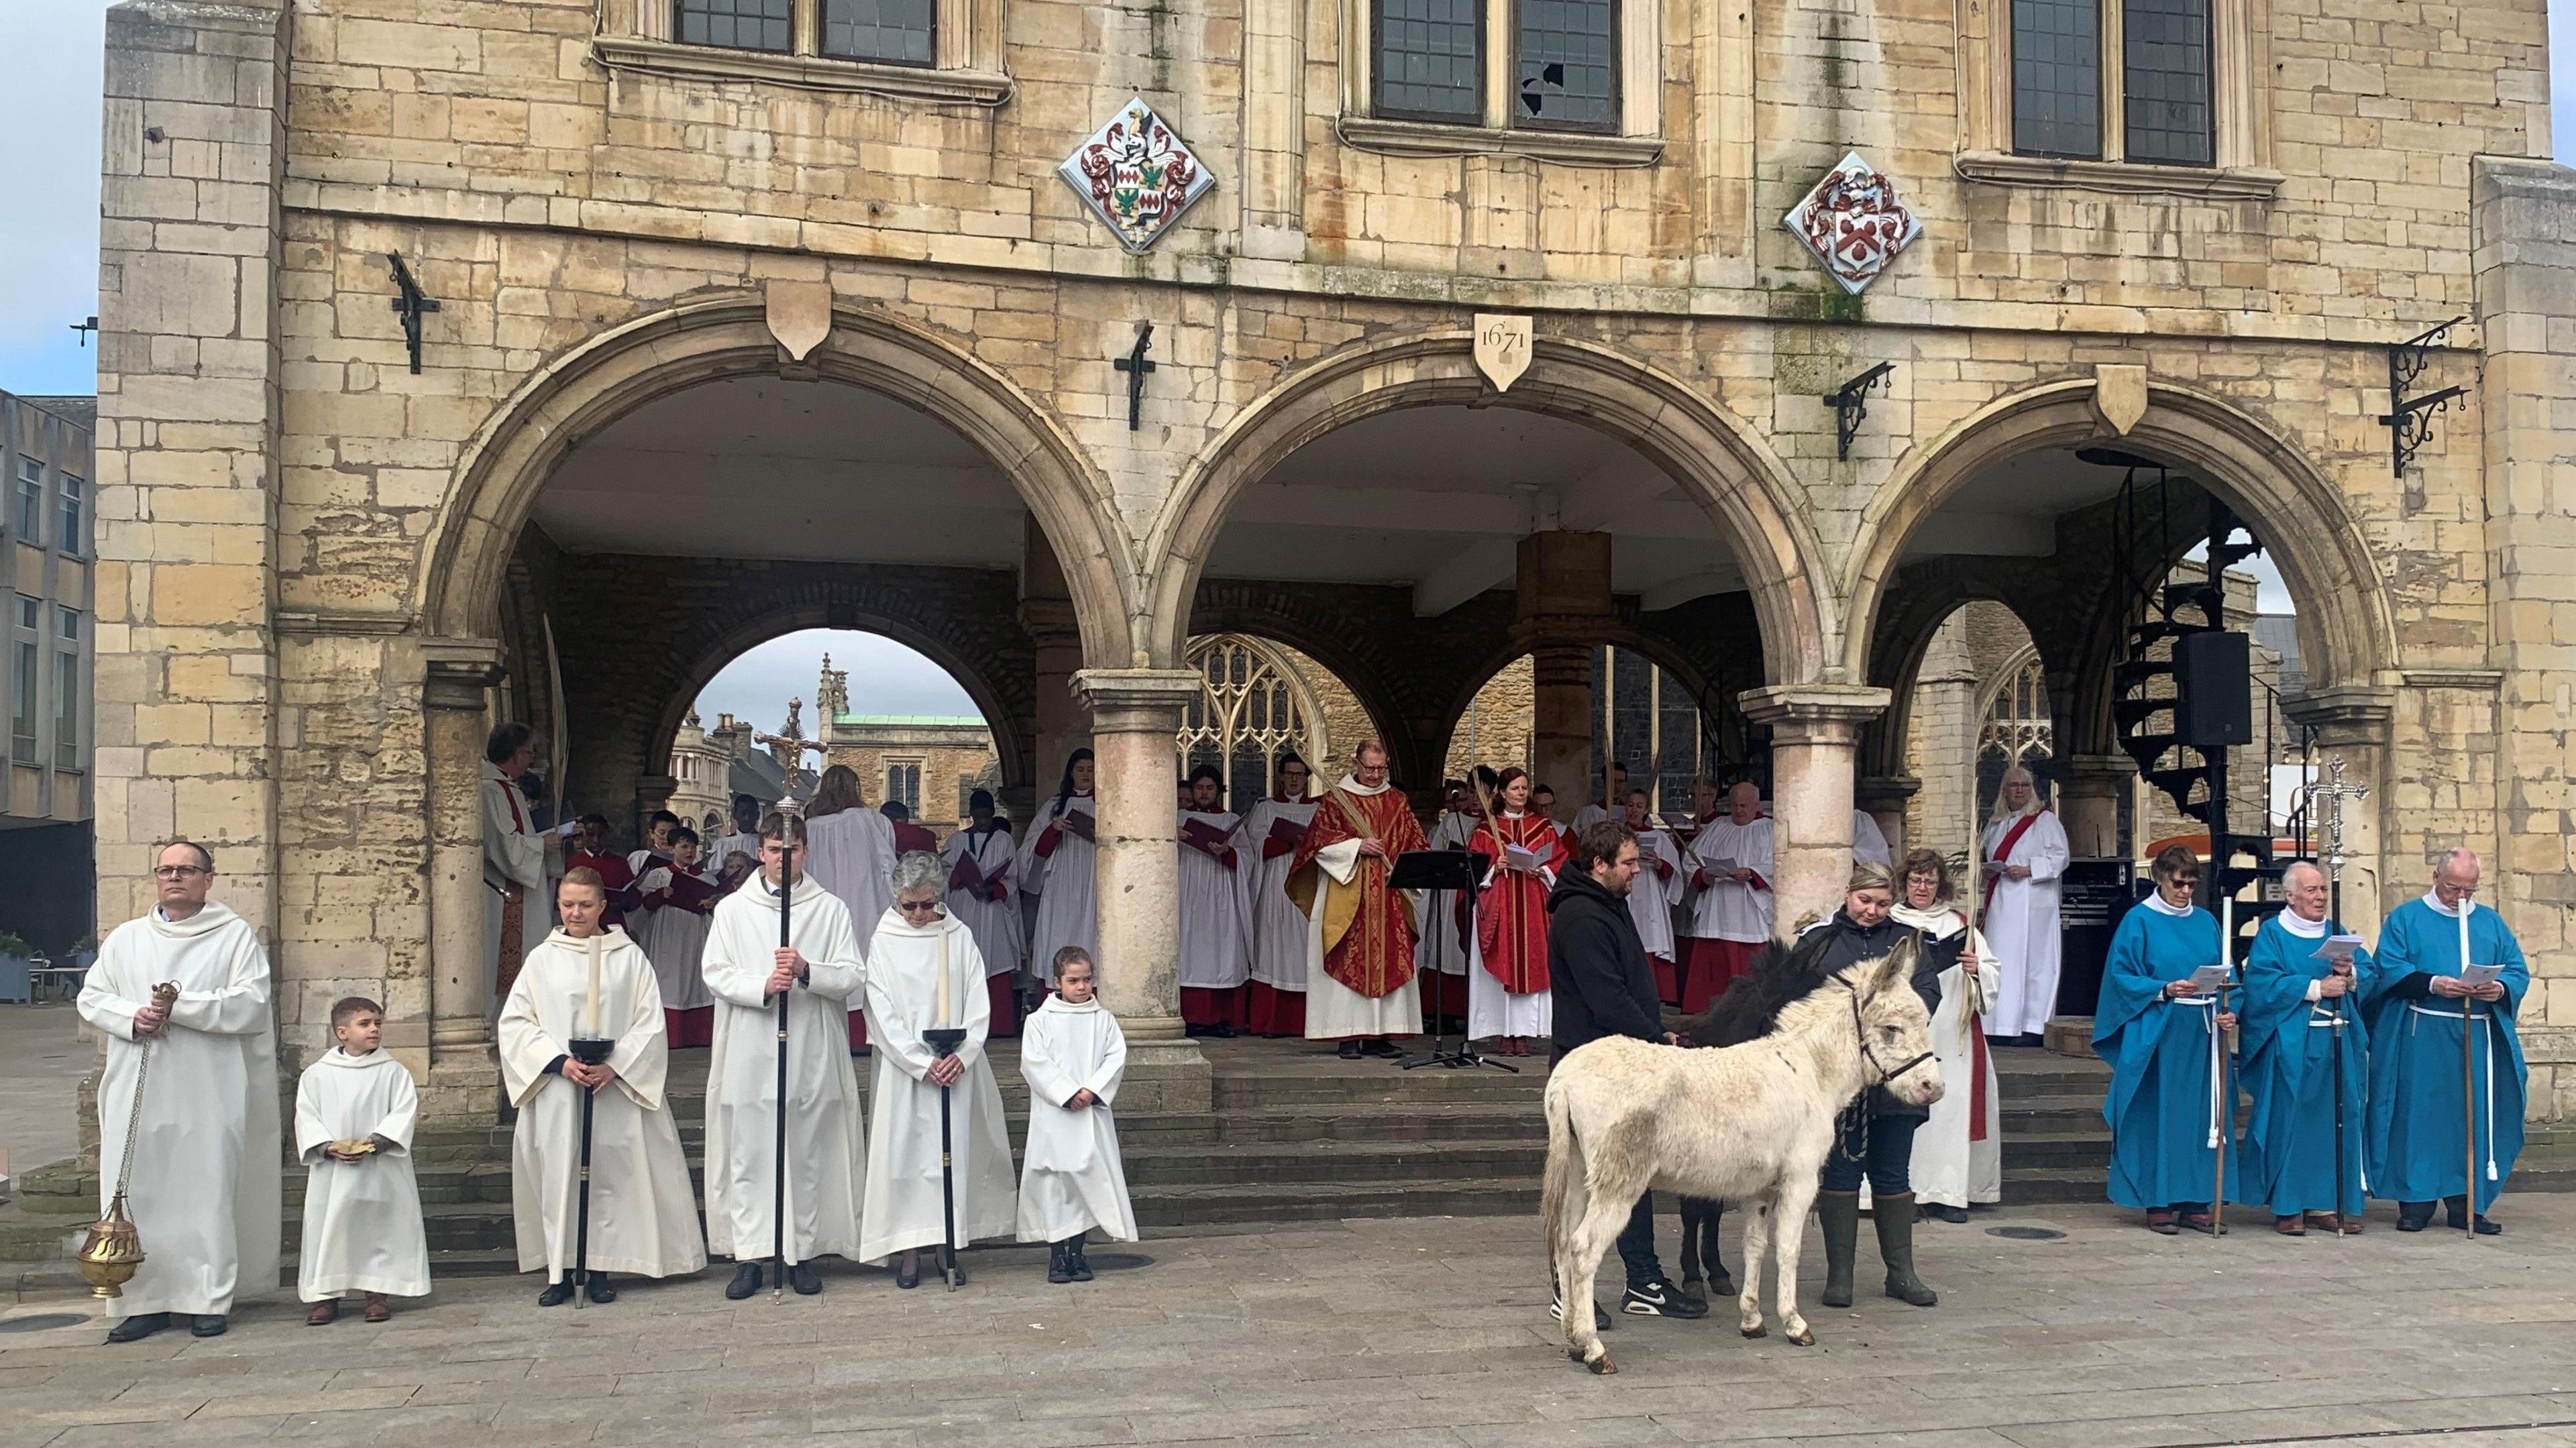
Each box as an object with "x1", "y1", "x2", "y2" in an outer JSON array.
[{"x1": 772, "y1": 852, "x2": 794, "y2": 1301}]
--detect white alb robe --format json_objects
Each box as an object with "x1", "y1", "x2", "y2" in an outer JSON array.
[
  {"x1": 1177, "y1": 808, "x2": 1250, "y2": 991},
  {"x1": 1627, "y1": 828, "x2": 1683, "y2": 961},
  {"x1": 498, "y1": 928, "x2": 706, "y2": 1280},
  {"x1": 1016, "y1": 995, "x2": 1138, "y2": 1243},
  {"x1": 710, "y1": 830, "x2": 761, "y2": 875},
  {"x1": 942, "y1": 823, "x2": 1023, "y2": 979},
  {"x1": 1235, "y1": 797, "x2": 1319, "y2": 992},
  {"x1": 482, "y1": 760, "x2": 550, "y2": 1001},
  {"x1": 700, "y1": 874, "x2": 869, "y2": 1263},
  {"x1": 1686, "y1": 816, "x2": 1776, "y2": 944},
  {"x1": 859, "y1": 907, "x2": 1017, "y2": 1262},
  {"x1": 631, "y1": 862, "x2": 716, "y2": 1013},
  {"x1": 1300, "y1": 773, "x2": 1423, "y2": 1040},
  {"x1": 293, "y1": 1048, "x2": 429, "y2": 1300},
  {"x1": 1980, "y1": 807, "x2": 2070, "y2": 1037},
  {"x1": 1020, "y1": 793, "x2": 1099, "y2": 985},
  {"x1": 1411, "y1": 810, "x2": 1472, "y2": 991},
  {"x1": 807, "y1": 807, "x2": 899, "y2": 961},
  {"x1": 77, "y1": 903, "x2": 282, "y2": 1321},
  {"x1": 1894, "y1": 903, "x2": 2004, "y2": 1207},
  {"x1": 1852, "y1": 811, "x2": 1892, "y2": 867}
]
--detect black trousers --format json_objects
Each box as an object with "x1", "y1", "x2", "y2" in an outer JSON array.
[{"x1": 1821, "y1": 1112, "x2": 1921, "y2": 1194}]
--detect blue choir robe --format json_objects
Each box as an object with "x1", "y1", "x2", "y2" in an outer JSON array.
[
  {"x1": 2363, "y1": 895, "x2": 2528, "y2": 1213},
  {"x1": 2093, "y1": 901, "x2": 2234, "y2": 1210},
  {"x1": 2233, "y1": 913, "x2": 2372, "y2": 1217}
]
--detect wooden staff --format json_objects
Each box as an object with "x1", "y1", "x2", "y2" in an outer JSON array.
[
  {"x1": 2459, "y1": 901, "x2": 2476, "y2": 1241},
  {"x1": 773, "y1": 839, "x2": 794, "y2": 1298},
  {"x1": 2212, "y1": 887, "x2": 2233, "y2": 1237}
]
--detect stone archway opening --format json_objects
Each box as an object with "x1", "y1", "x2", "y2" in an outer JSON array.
[{"x1": 1444, "y1": 642, "x2": 1745, "y2": 824}]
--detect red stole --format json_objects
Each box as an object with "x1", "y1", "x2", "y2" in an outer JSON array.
[
  {"x1": 1982, "y1": 810, "x2": 2042, "y2": 913},
  {"x1": 1290, "y1": 785, "x2": 1428, "y2": 998},
  {"x1": 1470, "y1": 814, "x2": 1566, "y2": 994}
]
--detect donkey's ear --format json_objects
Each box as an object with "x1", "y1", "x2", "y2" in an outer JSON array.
[{"x1": 1870, "y1": 936, "x2": 1919, "y2": 993}]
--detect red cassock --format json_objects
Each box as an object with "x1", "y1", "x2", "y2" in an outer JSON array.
[
  {"x1": 1288, "y1": 785, "x2": 1428, "y2": 999},
  {"x1": 1467, "y1": 814, "x2": 1570, "y2": 994}
]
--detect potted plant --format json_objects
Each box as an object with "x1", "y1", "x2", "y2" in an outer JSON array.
[{"x1": 0, "y1": 932, "x2": 30, "y2": 1005}]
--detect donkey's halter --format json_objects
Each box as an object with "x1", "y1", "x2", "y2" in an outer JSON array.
[{"x1": 1842, "y1": 970, "x2": 1934, "y2": 1087}]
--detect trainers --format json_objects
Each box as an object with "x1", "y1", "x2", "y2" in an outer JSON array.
[
  {"x1": 1621, "y1": 1278, "x2": 1709, "y2": 1319},
  {"x1": 1548, "y1": 1290, "x2": 1613, "y2": 1331}
]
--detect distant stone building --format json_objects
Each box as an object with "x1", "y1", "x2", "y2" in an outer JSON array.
[{"x1": 0, "y1": 392, "x2": 95, "y2": 955}]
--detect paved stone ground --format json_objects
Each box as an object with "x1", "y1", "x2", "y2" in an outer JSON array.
[
  {"x1": 0, "y1": 1005, "x2": 87, "y2": 1188},
  {"x1": 6, "y1": 1194, "x2": 2576, "y2": 1448}
]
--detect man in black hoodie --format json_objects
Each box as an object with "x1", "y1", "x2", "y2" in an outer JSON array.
[{"x1": 1547, "y1": 820, "x2": 1707, "y2": 1322}]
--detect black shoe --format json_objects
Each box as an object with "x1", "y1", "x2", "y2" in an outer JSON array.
[
  {"x1": 2020, "y1": 1033, "x2": 2049, "y2": 1048},
  {"x1": 790, "y1": 1262, "x2": 822, "y2": 1295},
  {"x1": 1067, "y1": 1241, "x2": 1094, "y2": 1283},
  {"x1": 1548, "y1": 1289, "x2": 1613, "y2": 1331},
  {"x1": 726, "y1": 1262, "x2": 764, "y2": 1300},
  {"x1": 1209, "y1": 1023, "x2": 1238, "y2": 1039},
  {"x1": 189, "y1": 1315, "x2": 228, "y2": 1338},
  {"x1": 2443, "y1": 1196, "x2": 2502, "y2": 1235},
  {"x1": 1337, "y1": 1041, "x2": 1363, "y2": 1060},
  {"x1": 897, "y1": 1252, "x2": 920, "y2": 1289},
  {"x1": 1931, "y1": 1204, "x2": 1970, "y2": 1223},
  {"x1": 1362, "y1": 1038, "x2": 1405, "y2": 1059},
  {"x1": 537, "y1": 1278, "x2": 576, "y2": 1307},
  {"x1": 586, "y1": 1272, "x2": 616, "y2": 1304},
  {"x1": 1622, "y1": 1278, "x2": 1709, "y2": 1319},
  {"x1": 2395, "y1": 1201, "x2": 2434, "y2": 1233},
  {"x1": 104, "y1": 1312, "x2": 170, "y2": 1343},
  {"x1": 1047, "y1": 1242, "x2": 1073, "y2": 1285},
  {"x1": 945, "y1": 1252, "x2": 968, "y2": 1288}
]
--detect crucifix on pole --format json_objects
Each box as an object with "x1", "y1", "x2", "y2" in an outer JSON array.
[
  {"x1": 1112, "y1": 322, "x2": 1155, "y2": 431},
  {"x1": 2302, "y1": 754, "x2": 2371, "y2": 924}
]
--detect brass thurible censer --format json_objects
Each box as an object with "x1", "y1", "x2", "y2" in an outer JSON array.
[{"x1": 77, "y1": 981, "x2": 180, "y2": 1299}]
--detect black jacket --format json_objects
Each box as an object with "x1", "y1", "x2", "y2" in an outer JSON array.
[
  {"x1": 1548, "y1": 868, "x2": 1663, "y2": 1054},
  {"x1": 1801, "y1": 908, "x2": 1941, "y2": 1119}
]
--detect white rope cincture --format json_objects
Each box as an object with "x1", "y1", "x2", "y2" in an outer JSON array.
[{"x1": 2174, "y1": 995, "x2": 2221, "y2": 1149}]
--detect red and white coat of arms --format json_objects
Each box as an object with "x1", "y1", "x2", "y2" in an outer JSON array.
[
  {"x1": 1058, "y1": 97, "x2": 1216, "y2": 254},
  {"x1": 1782, "y1": 151, "x2": 1922, "y2": 295}
]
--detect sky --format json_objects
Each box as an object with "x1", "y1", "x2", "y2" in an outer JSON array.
[
  {"x1": 694, "y1": 629, "x2": 980, "y2": 733},
  {"x1": 1, "y1": 0, "x2": 2568, "y2": 617}
]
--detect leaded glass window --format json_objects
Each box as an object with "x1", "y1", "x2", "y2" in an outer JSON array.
[
  {"x1": 2123, "y1": 0, "x2": 2212, "y2": 165},
  {"x1": 1180, "y1": 635, "x2": 1325, "y2": 811},
  {"x1": 1375, "y1": 0, "x2": 1483, "y2": 123},
  {"x1": 1514, "y1": 0, "x2": 1615, "y2": 131},
  {"x1": 1976, "y1": 653, "x2": 2054, "y2": 810},
  {"x1": 2011, "y1": 0, "x2": 2100, "y2": 158},
  {"x1": 676, "y1": 0, "x2": 792, "y2": 53},
  {"x1": 823, "y1": 0, "x2": 934, "y2": 66}
]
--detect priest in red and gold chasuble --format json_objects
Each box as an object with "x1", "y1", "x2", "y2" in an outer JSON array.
[{"x1": 1289, "y1": 773, "x2": 1427, "y2": 999}]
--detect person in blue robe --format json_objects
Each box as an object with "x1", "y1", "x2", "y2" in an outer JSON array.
[
  {"x1": 2363, "y1": 848, "x2": 2527, "y2": 1234},
  {"x1": 2232, "y1": 862, "x2": 2371, "y2": 1234},
  {"x1": 2093, "y1": 844, "x2": 2234, "y2": 1234}
]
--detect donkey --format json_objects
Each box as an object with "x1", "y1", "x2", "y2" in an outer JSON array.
[{"x1": 1540, "y1": 938, "x2": 1941, "y2": 1373}]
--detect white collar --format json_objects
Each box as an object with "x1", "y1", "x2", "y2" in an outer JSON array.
[
  {"x1": 1034, "y1": 993, "x2": 1103, "y2": 1016},
  {"x1": 2275, "y1": 909, "x2": 2330, "y2": 939},
  {"x1": 148, "y1": 900, "x2": 239, "y2": 940},
  {"x1": 1336, "y1": 774, "x2": 1392, "y2": 797},
  {"x1": 2142, "y1": 891, "x2": 2195, "y2": 918},
  {"x1": 543, "y1": 925, "x2": 632, "y2": 952},
  {"x1": 1890, "y1": 902, "x2": 1965, "y2": 939},
  {"x1": 319, "y1": 1045, "x2": 395, "y2": 1070},
  {"x1": 2422, "y1": 891, "x2": 2473, "y2": 920}
]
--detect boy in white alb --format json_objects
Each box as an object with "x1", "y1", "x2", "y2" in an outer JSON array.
[
  {"x1": 294, "y1": 997, "x2": 429, "y2": 1323},
  {"x1": 1018, "y1": 948, "x2": 1136, "y2": 1282}
]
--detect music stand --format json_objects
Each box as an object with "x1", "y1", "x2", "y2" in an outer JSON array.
[{"x1": 1389, "y1": 850, "x2": 1513, "y2": 1073}]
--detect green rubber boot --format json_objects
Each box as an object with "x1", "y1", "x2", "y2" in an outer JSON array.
[
  {"x1": 1874, "y1": 1192, "x2": 1939, "y2": 1306},
  {"x1": 1817, "y1": 1190, "x2": 1860, "y2": 1308}
]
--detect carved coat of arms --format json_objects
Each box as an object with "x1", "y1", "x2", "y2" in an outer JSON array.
[
  {"x1": 1058, "y1": 97, "x2": 1216, "y2": 254},
  {"x1": 1782, "y1": 152, "x2": 1922, "y2": 295}
]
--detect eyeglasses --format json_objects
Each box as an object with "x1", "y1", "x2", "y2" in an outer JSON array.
[
  {"x1": 152, "y1": 866, "x2": 209, "y2": 880},
  {"x1": 896, "y1": 899, "x2": 942, "y2": 914}
]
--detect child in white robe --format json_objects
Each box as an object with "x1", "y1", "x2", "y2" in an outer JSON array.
[
  {"x1": 1018, "y1": 948, "x2": 1136, "y2": 1282},
  {"x1": 294, "y1": 997, "x2": 429, "y2": 1323}
]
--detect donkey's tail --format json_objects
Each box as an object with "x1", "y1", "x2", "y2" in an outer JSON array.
[{"x1": 1541, "y1": 1074, "x2": 1581, "y2": 1262}]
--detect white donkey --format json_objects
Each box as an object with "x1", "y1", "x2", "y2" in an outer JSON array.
[{"x1": 1541, "y1": 940, "x2": 1943, "y2": 1373}]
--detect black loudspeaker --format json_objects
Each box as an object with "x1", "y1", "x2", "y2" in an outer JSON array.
[{"x1": 2174, "y1": 631, "x2": 2253, "y2": 747}]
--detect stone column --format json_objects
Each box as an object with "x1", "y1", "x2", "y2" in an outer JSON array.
[
  {"x1": 1856, "y1": 775, "x2": 1919, "y2": 860},
  {"x1": 2057, "y1": 754, "x2": 2138, "y2": 860},
  {"x1": 423, "y1": 642, "x2": 504, "y2": 1119},
  {"x1": 92, "y1": 0, "x2": 290, "y2": 940},
  {"x1": 1741, "y1": 685, "x2": 1890, "y2": 937},
  {"x1": 2280, "y1": 688, "x2": 2396, "y2": 934},
  {"x1": 633, "y1": 775, "x2": 679, "y2": 838},
  {"x1": 1512, "y1": 532, "x2": 1614, "y2": 801},
  {"x1": 1071, "y1": 667, "x2": 1211, "y2": 1113},
  {"x1": 1020, "y1": 516, "x2": 1087, "y2": 825}
]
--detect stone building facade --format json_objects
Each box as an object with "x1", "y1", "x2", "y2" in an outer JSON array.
[
  {"x1": 89, "y1": 0, "x2": 2576, "y2": 1118},
  {"x1": 0, "y1": 393, "x2": 97, "y2": 955}
]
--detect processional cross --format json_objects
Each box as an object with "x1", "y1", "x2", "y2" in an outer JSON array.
[
  {"x1": 2302, "y1": 755, "x2": 2371, "y2": 919},
  {"x1": 1112, "y1": 322, "x2": 1155, "y2": 431}
]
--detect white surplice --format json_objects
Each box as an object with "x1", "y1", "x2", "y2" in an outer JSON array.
[
  {"x1": 1300, "y1": 773, "x2": 1421, "y2": 1040},
  {"x1": 859, "y1": 906, "x2": 1017, "y2": 1262},
  {"x1": 700, "y1": 874, "x2": 868, "y2": 1263},
  {"x1": 1979, "y1": 807, "x2": 2070, "y2": 1038},
  {"x1": 1685, "y1": 816, "x2": 1776, "y2": 944},
  {"x1": 1177, "y1": 808, "x2": 1250, "y2": 991},
  {"x1": 293, "y1": 1048, "x2": 429, "y2": 1301},
  {"x1": 1015, "y1": 995, "x2": 1138, "y2": 1243},
  {"x1": 710, "y1": 830, "x2": 761, "y2": 876},
  {"x1": 1852, "y1": 810, "x2": 1892, "y2": 866},
  {"x1": 498, "y1": 928, "x2": 706, "y2": 1281},
  {"x1": 1627, "y1": 828, "x2": 1683, "y2": 962},
  {"x1": 482, "y1": 760, "x2": 550, "y2": 1001},
  {"x1": 941, "y1": 822, "x2": 1024, "y2": 979},
  {"x1": 1411, "y1": 810, "x2": 1472, "y2": 991},
  {"x1": 1019, "y1": 793, "x2": 1098, "y2": 985},
  {"x1": 631, "y1": 862, "x2": 716, "y2": 1013},
  {"x1": 77, "y1": 903, "x2": 282, "y2": 1321},
  {"x1": 1894, "y1": 902, "x2": 2004, "y2": 1207},
  {"x1": 807, "y1": 806, "x2": 899, "y2": 960},
  {"x1": 1234, "y1": 797, "x2": 1318, "y2": 993}
]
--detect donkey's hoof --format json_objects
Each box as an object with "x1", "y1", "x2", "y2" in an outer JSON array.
[
  {"x1": 1786, "y1": 1327, "x2": 1817, "y2": 1347},
  {"x1": 1740, "y1": 1324, "x2": 1767, "y2": 1339},
  {"x1": 1585, "y1": 1353, "x2": 1619, "y2": 1376}
]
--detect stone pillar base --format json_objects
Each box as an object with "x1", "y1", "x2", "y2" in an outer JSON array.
[
  {"x1": 1116, "y1": 1040, "x2": 1216, "y2": 1115},
  {"x1": 2043, "y1": 1016, "x2": 2094, "y2": 1056},
  {"x1": 420, "y1": 1056, "x2": 504, "y2": 1124}
]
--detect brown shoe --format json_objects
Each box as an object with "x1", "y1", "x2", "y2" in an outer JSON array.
[
  {"x1": 363, "y1": 1294, "x2": 392, "y2": 1323},
  {"x1": 306, "y1": 1300, "x2": 339, "y2": 1326},
  {"x1": 2178, "y1": 1211, "x2": 2217, "y2": 1235},
  {"x1": 2145, "y1": 1210, "x2": 2179, "y2": 1235},
  {"x1": 2273, "y1": 1215, "x2": 2306, "y2": 1236},
  {"x1": 2304, "y1": 1211, "x2": 2358, "y2": 1235}
]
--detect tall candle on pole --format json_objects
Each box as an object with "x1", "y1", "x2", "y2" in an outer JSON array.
[{"x1": 2460, "y1": 893, "x2": 2475, "y2": 1240}]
